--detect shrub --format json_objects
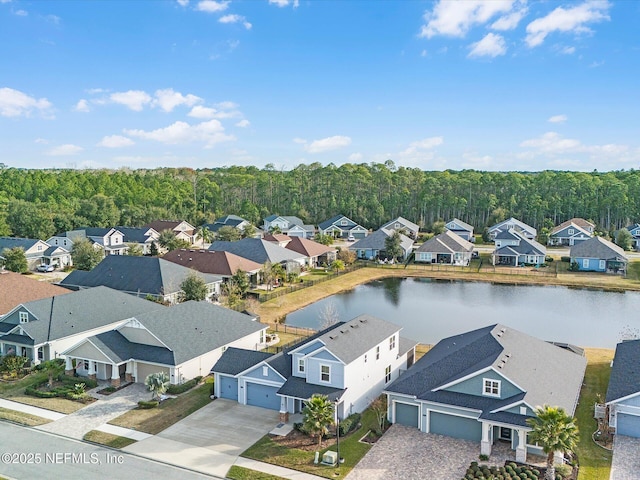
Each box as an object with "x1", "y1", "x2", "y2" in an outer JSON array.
[
  {"x1": 57, "y1": 374, "x2": 97, "y2": 389},
  {"x1": 338, "y1": 412, "x2": 361, "y2": 436},
  {"x1": 560, "y1": 256, "x2": 571, "y2": 263},
  {"x1": 545, "y1": 256, "x2": 554, "y2": 263},
  {"x1": 568, "y1": 261, "x2": 580, "y2": 271},
  {"x1": 1, "y1": 355, "x2": 27, "y2": 373},
  {"x1": 138, "y1": 400, "x2": 159, "y2": 409},
  {"x1": 479, "y1": 454, "x2": 489, "y2": 461},
  {"x1": 166, "y1": 376, "x2": 202, "y2": 395},
  {"x1": 25, "y1": 386, "x2": 57, "y2": 398}
]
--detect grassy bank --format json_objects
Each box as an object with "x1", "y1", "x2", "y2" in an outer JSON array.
[{"x1": 83, "y1": 430, "x2": 137, "y2": 449}]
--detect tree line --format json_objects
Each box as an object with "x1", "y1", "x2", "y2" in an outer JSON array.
[{"x1": 1, "y1": 163, "x2": 639, "y2": 240}]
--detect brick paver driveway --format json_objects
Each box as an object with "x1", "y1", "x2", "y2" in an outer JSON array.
[
  {"x1": 610, "y1": 435, "x2": 640, "y2": 480},
  {"x1": 347, "y1": 425, "x2": 516, "y2": 480}
]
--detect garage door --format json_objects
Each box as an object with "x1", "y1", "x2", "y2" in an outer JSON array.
[
  {"x1": 617, "y1": 413, "x2": 640, "y2": 438},
  {"x1": 429, "y1": 412, "x2": 482, "y2": 442},
  {"x1": 246, "y1": 382, "x2": 280, "y2": 410},
  {"x1": 394, "y1": 403, "x2": 419, "y2": 428},
  {"x1": 136, "y1": 363, "x2": 170, "y2": 384},
  {"x1": 219, "y1": 376, "x2": 238, "y2": 401}
]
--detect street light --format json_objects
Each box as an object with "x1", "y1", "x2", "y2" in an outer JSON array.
[{"x1": 334, "y1": 399, "x2": 340, "y2": 468}]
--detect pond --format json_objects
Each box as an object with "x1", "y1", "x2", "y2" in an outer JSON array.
[{"x1": 284, "y1": 277, "x2": 640, "y2": 348}]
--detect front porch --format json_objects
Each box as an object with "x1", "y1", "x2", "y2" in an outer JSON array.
[{"x1": 65, "y1": 357, "x2": 133, "y2": 387}]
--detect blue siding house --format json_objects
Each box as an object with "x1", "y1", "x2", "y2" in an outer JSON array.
[
  {"x1": 569, "y1": 236, "x2": 628, "y2": 274},
  {"x1": 384, "y1": 324, "x2": 586, "y2": 463},
  {"x1": 606, "y1": 339, "x2": 640, "y2": 438}
]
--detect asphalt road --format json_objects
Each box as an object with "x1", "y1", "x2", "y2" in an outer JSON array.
[{"x1": 0, "y1": 422, "x2": 219, "y2": 480}]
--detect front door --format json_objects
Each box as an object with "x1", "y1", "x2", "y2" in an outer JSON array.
[{"x1": 499, "y1": 427, "x2": 512, "y2": 441}]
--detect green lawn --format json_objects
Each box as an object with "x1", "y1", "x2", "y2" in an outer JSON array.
[
  {"x1": 83, "y1": 430, "x2": 137, "y2": 449},
  {"x1": 242, "y1": 408, "x2": 379, "y2": 479},
  {"x1": 0, "y1": 407, "x2": 51, "y2": 426},
  {"x1": 576, "y1": 349, "x2": 614, "y2": 480},
  {"x1": 226, "y1": 466, "x2": 287, "y2": 480}
]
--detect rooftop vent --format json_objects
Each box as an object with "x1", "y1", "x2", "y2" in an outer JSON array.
[
  {"x1": 497, "y1": 362, "x2": 504, "y2": 369},
  {"x1": 359, "y1": 318, "x2": 368, "y2": 323}
]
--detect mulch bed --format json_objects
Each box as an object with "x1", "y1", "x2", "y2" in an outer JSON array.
[
  {"x1": 96, "y1": 382, "x2": 133, "y2": 396},
  {"x1": 271, "y1": 429, "x2": 338, "y2": 452}
]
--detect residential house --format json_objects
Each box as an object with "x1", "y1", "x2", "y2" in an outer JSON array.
[
  {"x1": 208, "y1": 238, "x2": 307, "y2": 272},
  {"x1": 212, "y1": 314, "x2": 417, "y2": 420},
  {"x1": 0, "y1": 237, "x2": 71, "y2": 270},
  {"x1": 62, "y1": 301, "x2": 266, "y2": 386},
  {"x1": 202, "y1": 215, "x2": 252, "y2": 234},
  {"x1": 262, "y1": 215, "x2": 315, "y2": 238},
  {"x1": 162, "y1": 249, "x2": 263, "y2": 283},
  {"x1": 0, "y1": 286, "x2": 160, "y2": 364},
  {"x1": 491, "y1": 230, "x2": 546, "y2": 266},
  {"x1": 414, "y1": 231, "x2": 474, "y2": 266},
  {"x1": 59, "y1": 255, "x2": 222, "y2": 304},
  {"x1": 488, "y1": 218, "x2": 536, "y2": 241},
  {"x1": 318, "y1": 214, "x2": 368, "y2": 239},
  {"x1": 380, "y1": 217, "x2": 419, "y2": 239},
  {"x1": 143, "y1": 220, "x2": 197, "y2": 245},
  {"x1": 349, "y1": 228, "x2": 413, "y2": 261},
  {"x1": 569, "y1": 236, "x2": 628, "y2": 274},
  {"x1": 47, "y1": 228, "x2": 127, "y2": 256},
  {"x1": 262, "y1": 233, "x2": 292, "y2": 248},
  {"x1": 548, "y1": 218, "x2": 594, "y2": 246},
  {"x1": 384, "y1": 324, "x2": 586, "y2": 462},
  {"x1": 116, "y1": 226, "x2": 160, "y2": 255},
  {"x1": 606, "y1": 339, "x2": 640, "y2": 438},
  {"x1": 284, "y1": 237, "x2": 336, "y2": 268},
  {"x1": 445, "y1": 218, "x2": 475, "y2": 242},
  {"x1": 626, "y1": 223, "x2": 640, "y2": 250},
  {"x1": 0, "y1": 271, "x2": 69, "y2": 317}
]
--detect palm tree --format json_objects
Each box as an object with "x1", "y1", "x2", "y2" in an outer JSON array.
[
  {"x1": 145, "y1": 372, "x2": 170, "y2": 400},
  {"x1": 196, "y1": 225, "x2": 214, "y2": 245},
  {"x1": 526, "y1": 405, "x2": 579, "y2": 480},
  {"x1": 302, "y1": 394, "x2": 335, "y2": 449},
  {"x1": 330, "y1": 259, "x2": 345, "y2": 274}
]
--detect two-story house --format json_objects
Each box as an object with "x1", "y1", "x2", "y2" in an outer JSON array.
[
  {"x1": 384, "y1": 324, "x2": 586, "y2": 463},
  {"x1": 212, "y1": 315, "x2": 417, "y2": 421},
  {"x1": 444, "y1": 218, "x2": 475, "y2": 242},
  {"x1": 143, "y1": 220, "x2": 197, "y2": 245},
  {"x1": 548, "y1": 218, "x2": 594, "y2": 246},
  {"x1": 318, "y1": 214, "x2": 368, "y2": 240},
  {"x1": 202, "y1": 215, "x2": 253, "y2": 235},
  {"x1": 262, "y1": 215, "x2": 315, "y2": 238},
  {"x1": 487, "y1": 218, "x2": 536, "y2": 241},
  {"x1": 491, "y1": 229, "x2": 546, "y2": 266},
  {"x1": 116, "y1": 226, "x2": 160, "y2": 255},
  {"x1": 625, "y1": 223, "x2": 640, "y2": 250},
  {"x1": 47, "y1": 228, "x2": 127, "y2": 256},
  {"x1": 0, "y1": 237, "x2": 72, "y2": 270},
  {"x1": 380, "y1": 217, "x2": 419, "y2": 239}
]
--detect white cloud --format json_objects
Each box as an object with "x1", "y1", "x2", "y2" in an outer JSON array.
[
  {"x1": 558, "y1": 45, "x2": 576, "y2": 54},
  {"x1": 176, "y1": 0, "x2": 189, "y2": 6},
  {"x1": 110, "y1": 90, "x2": 152, "y2": 111},
  {"x1": 86, "y1": 88, "x2": 107, "y2": 94},
  {"x1": 269, "y1": 0, "x2": 298, "y2": 7},
  {"x1": 548, "y1": 114, "x2": 567, "y2": 124},
  {"x1": 235, "y1": 119, "x2": 250, "y2": 128},
  {"x1": 0, "y1": 87, "x2": 52, "y2": 118},
  {"x1": 399, "y1": 137, "x2": 444, "y2": 157},
  {"x1": 74, "y1": 99, "x2": 90, "y2": 112},
  {"x1": 525, "y1": 1, "x2": 611, "y2": 48},
  {"x1": 188, "y1": 106, "x2": 217, "y2": 119},
  {"x1": 461, "y1": 151, "x2": 493, "y2": 169},
  {"x1": 14, "y1": 9, "x2": 27, "y2": 16},
  {"x1": 468, "y1": 33, "x2": 507, "y2": 58},
  {"x1": 520, "y1": 131, "x2": 629, "y2": 159},
  {"x1": 490, "y1": 6, "x2": 527, "y2": 30},
  {"x1": 153, "y1": 88, "x2": 202, "y2": 112},
  {"x1": 348, "y1": 153, "x2": 363, "y2": 162},
  {"x1": 34, "y1": 138, "x2": 48, "y2": 144},
  {"x1": 97, "y1": 135, "x2": 135, "y2": 148},
  {"x1": 46, "y1": 144, "x2": 83, "y2": 156},
  {"x1": 46, "y1": 14, "x2": 60, "y2": 24},
  {"x1": 305, "y1": 135, "x2": 352, "y2": 154},
  {"x1": 219, "y1": 14, "x2": 252, "y2": 29},
  {"x1": 216, "y1": 101, "x2": 238, "y2": 110},
  {"x1": 195, "y1": 0, "x2": 228, "y2": 13},
  {"x1": 292, "y1": 138, "x2": 307, "y2": 144},
  {"x1": 419, "y1": 0, "x2": 515, "y2": 38},
  {"x1": 0, "y1": 0, "x2": 13, "y2": 3},
  {"x1": 124, "y1": 120, "x2": 234, "y2": 147}
]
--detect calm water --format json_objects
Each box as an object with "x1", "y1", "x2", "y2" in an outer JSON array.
[{"x1": 284, "y1": 278, "x2": 640, "y2": 348}]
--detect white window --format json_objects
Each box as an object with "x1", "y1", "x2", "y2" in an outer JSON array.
[
  {"x1": 320, "y1": 365, "x2": 330, "y2": 383},
  {"x1": 298, "y1": 358, "x2": 305, "y2": 373},
  {"x1": 260, "y1": 330, "x2": 265, "y2": 344},
  {"x1": 364, "y1": 354, "x2": 367, "y2": 363},
  {"x1": 483, "y1": 378, "x2": 501, "y2": 397},
  {"x1": 37, "y1": 245, "x2": 42, "y2": 251},
  {"x1": 341, "y1": 219, "x2": 348, "y2": 226},
  {"x1": 599, "y1": 260, "x2": 606, "y2": 270},
  {"x1": 385, "y1": 365, "x2": 391, "y2": 383},
  {"x1": 37, "y1": 347, "x2": 43, "y2": 360},
  {"x1": 262, "y1": 366, "x2": 269, "y2": 377},
  {"x1": 568, "y1": 228, "x2": 574, "y2": 234},
  {"x1": 19, "y1": 312, "x2": 28, "y2": 324},
  {"x1": 582, "y1": 259, "x2": 589, "y2": 268},
  {"x1": 389, "y1": 335, "x2": 396, "y2": 350},
  {"x1": 520, "y1": 406, "x2": 527, "y2": 415},
  {"x1": 376, "y1": 346, "x2": 380, "y2": 360}
]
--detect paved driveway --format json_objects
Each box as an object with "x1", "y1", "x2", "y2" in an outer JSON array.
[
  {"x1": 610, "y1": 435, "x2": 640, "y2": 480},
  {"x1": 124, "y1": 399, "x2": 280, "y2": 478}
]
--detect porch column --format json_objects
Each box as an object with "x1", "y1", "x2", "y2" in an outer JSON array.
[
  {"x1": 110, "y1": 363, "x2": 120, "y2": 387},
  {"x1": 515, "y1": 429, "x2": 527, "y2": 462},
  {"x1": 65, "y1": 356, "x2": 74, "y2": 376},
  {"x1": 125, "y1": 361, "x2": 133, "y2": 383},
  {"x1": 279, "y1": 396, "x2": 289, "y2": 423},
  {"x1": 481, "y1": 422, "x2": 492, "y2": 456},
  {"x1": 88, "y1": 360, "x2": 97, "y2": 380}
]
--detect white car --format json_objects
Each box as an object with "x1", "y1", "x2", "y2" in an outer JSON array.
[
  {"x1": 347, "y1": 235, "x2": 356, "y2": 242},
  {"x1": 37, "y1": 264, "x2": 55, "y2": 272}
]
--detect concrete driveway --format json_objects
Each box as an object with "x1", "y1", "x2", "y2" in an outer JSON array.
[
  {"x1": 124, "y1": 399, "x2": 280, "y2": 478},
  {"x1": 610, "y1": 435, "x2": 640, "y2": 480}
]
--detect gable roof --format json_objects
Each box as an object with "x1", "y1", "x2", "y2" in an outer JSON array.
[
  {"x1": 386, "y1": 324, "x2": 586, "y2": 417},
  {"x1": 570, "y1": 236, "x2": 628, "y2": 261},
  {"x1": 143, "y1": 220, "x2": 194, "y2": 234},
  {"x1": 4, "y1": 286, "x2": 162, "y2": 344},
  {"x1": 115, "y1": 226, "x2": 157, "y2": 244},
  {"x1": 263, "y1": 233, "x2": 292, "y2": 244},
  {"x1": 0, "y1": 271, "x2": 70, "y2": 316},
  {"x1": 626, "y1": 223, "x2": 640, "y2": 235},
  {"x1": 489, "y1": 218, "x2": 536, "y2": 236},
  {"x1": 285, "y1": 237, "x2": 334, "y2": 258},
  {"x1": 162, "y1": 249, "x2": 262, "y2": 276},
  {"x1": 551, "y1": 218, "x2": 595, "y2": 236},
  {"x1": 0, "y1": 237, "x2": 43, "y2": 253},
  {"x1": 58, "y1": 255, "x2": 221, "y2": 297},
  {"x1": 494, "y1": 230, "x2": 546, "y2": 256},
  {"x1": 350, "y1": 228, "x2": 413, "y2": 252},
  {"x1": 446, "y1": 218, "x2": 474, "y2": 232},
  {"x1": 212, "y1": 347, "x2": 273, "y2": 375},
  {"x1": 208, "y1": 238, "x2": 305, "y2": 264},
  {"x1": 318, "y1": 214, "x2": 359, "y2": 231},
  {"x1": 380, "y1": 217, "x2": 419, "y2": 234},
  {"x1": 416, "y1": 230, "x2": 474, "y2": 254},
  {"x1": 87, "y1": 330, "x2": 175, "y2": 365},
  {"x1": 606, "y1": 339, "x2": 640, "y2": 403}
]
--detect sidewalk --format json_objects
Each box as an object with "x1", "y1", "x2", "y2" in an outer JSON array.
[{"x1": 0, "y1": 398, "x2": 66, "y2": 421}]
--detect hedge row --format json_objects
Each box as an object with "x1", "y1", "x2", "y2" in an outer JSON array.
[
  {"x1": 138, "y1": 400, "x2": 159, "y2": 409},
  {"x1": 166, "y1": 376, "x2": 202, "y2": 395}
]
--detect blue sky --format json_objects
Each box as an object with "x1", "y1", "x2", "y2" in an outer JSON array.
[{"x1": 1, "y1": 0, "x2": 639, "y2": 171}]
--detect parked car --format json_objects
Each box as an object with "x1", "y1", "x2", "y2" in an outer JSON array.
[
  {"x1": 37, "y1": 264, "x2": 55, "y2": 272},
  {"x1": 472, "y1": 251, "x2": 479, "y2": 259},
  {"x1": 347, "y1": 235, "x2": 356, "y2": 242}
]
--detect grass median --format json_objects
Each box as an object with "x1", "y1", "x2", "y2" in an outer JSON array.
[{"x1": 83, "y1": 430, "x2": 137, "y2": 449}]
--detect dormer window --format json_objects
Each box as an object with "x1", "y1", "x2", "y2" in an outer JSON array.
[
  {"x1": 262, "y1": 366, "x2": 269, "y2": 377},
  {"x1": 483, "y1": 378, "x2": 500, "y2": 397},
  {"x1": 298, "y1": 358, "x2": 305, "y2": 373},
  {"x1": 520, "y1": 406, "x2": 527, "y2": 415},
  {"x1": 389, "y1": 335, "x2": 396, "y2": 350},
  {"x1": 19, "y1": 312, "x2": 28, "y2": 324},
  {"x1": 568, "y1": 228, "x2": 574, "y2": 235},
  {"x1": 341, "y1": 219, "x2": 348, "y2": 226}
]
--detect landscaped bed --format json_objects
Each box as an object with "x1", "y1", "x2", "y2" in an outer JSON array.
[{"x1": 464, "y1": 461, "x2": 574, "y2": 480}]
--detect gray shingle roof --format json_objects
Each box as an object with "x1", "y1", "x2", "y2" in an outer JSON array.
[
  {"x1": 570, "y1": 236, "x2": 628, "y2": 261},
  {"x1": 59, "y1": 255, "x2": 221, "y2": 297},
  {"x1": 90, "y1": 330, "x2": 175, "y2": 365},
  {"x1": 318, "y1": 214, "x2": 358, "y2": 231},
  {"x1": 489, "y1": 218, "x2": 536, "y2": 237},
  {"x1": 277, "y1": 376, "x2": 345, "y2": 402},
  {"x1": 381, "y1": 217, "x2": 419, "y2": 234},
  {"x1": 115, "y1": 227, "x2": 156, "y2": 244},
  {"x1": 15, "y1": 286, "x2": 163, "y2": 345},
  {"x1": 350, "y1": 228, "x2": 413, "y2": 253},
  {"x1": 493, "y1": 230, "x2": 546, "y2": 256},
  {"x1": 446, "y1": 218, "x2": 474, "y2": 232},
  {"x1": 0, "y1": 237, "x2": 41, "y2": 252},
  {"x1": 416, "y1": 231, "x2": 474, "y2": 254},
  {"x1": 133, "y1": 301, "x2": 264, "y2": 365},
  {"x1": 606, "y1": 339, "x2": 640, "y2": 403},
  {"x1": 211, "y1": 347, "x2": 273, "y2": 376},
  {"x1": 208, "y1": 238, "x2": 306, "y2": 264}
]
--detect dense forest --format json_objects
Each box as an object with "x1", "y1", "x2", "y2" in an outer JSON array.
[{"x1": 0, "y1": 162, "x2": 638, "y2": 240}]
